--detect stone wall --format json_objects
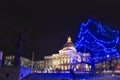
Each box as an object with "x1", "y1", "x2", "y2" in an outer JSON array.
[
  {"x1": 0, "y1": 66, "x2": 31, "y2": 80},
  {"x1": 0, "y1": 66, "x2": 20, "y2": 80}
]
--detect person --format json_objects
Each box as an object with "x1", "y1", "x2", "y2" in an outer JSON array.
[{"x1": 70, "y1": 68, "x2": 76, "y2": 80}]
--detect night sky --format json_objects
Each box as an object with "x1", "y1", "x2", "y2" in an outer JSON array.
[{"x1": 0, "y1": 0, "x2": 120, "y2": 60}]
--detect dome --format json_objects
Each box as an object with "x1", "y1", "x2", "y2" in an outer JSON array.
[
  {"x1": 63, "y1": 42, "x2": 74, "y2": 48},
  {"x1": 63, "y1": 36, "x2": 74, "y2": 48},
  {"x1": 63, "y1": 36, "x2": 76, "y2": 51}
]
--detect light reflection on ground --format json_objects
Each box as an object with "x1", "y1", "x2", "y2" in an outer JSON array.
[{"x1": 23, "y1": 71, "x2": 120, "y2": 80}]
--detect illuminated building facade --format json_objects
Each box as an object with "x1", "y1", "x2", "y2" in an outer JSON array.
[
  {"x1": 44, "y1": 36, "x2": 90, "y2": 71},
  {"x1": 33, "y1": 60, "x2": 45, "y2": 72},
  {"x1": 4, "y1": 56, "x2": 31, "y2": 67},
  {"x1": 4, "y1": 55, "x2": 15, "y2": 66},
  {"x1": 4, "y1": 55, "x2": 45, "y2": 72}
]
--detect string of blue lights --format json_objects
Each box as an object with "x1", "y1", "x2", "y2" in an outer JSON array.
[{"x1": 74, "y1": 18, "x2": 120, "y2": 63}]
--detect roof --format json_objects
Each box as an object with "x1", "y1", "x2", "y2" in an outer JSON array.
[
  {"x1": 63, "y1": 36, "x2": 74, "y2": 48},
  {"x1": 63, "y1": 36, "x2": 77, "y2": 51}
]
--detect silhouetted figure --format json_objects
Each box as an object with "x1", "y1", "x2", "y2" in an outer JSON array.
[{"x1": 70, "y1": 68, "x2": 76, "y2": 80}]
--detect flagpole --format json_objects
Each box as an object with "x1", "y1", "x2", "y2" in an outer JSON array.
[{"x1": 31, "y1": 51, "x2": 34, "y2": 73}]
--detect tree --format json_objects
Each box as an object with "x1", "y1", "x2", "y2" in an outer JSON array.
[{"x1": 74, "y1": 18, "x2": 120, "y2": 75}]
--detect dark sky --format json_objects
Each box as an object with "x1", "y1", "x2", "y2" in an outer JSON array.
[{"x1": 0, "y1": 0, "x2": 120, "y2": 60}]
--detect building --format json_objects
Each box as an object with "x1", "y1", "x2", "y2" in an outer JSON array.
[
  {"x1": 4, "y1": 55, "x2": 45, "y2": 73},
  {"x1": 3, "y1": 37, "x2": 91, "y2": 73},
  {"x1": 44, "y1": 36, "x2": 90, "y2": 71},
  {"x1": 2, "y1": 37, "x2": 90, "y2": 73},
  {"x1": 33, "y1": 60, "x2": 45, "y2": 72},
  {"x1": 1, "y1": 55, "x2": 31, "y2": 80},
  {"x1": 4, "y1": 55, "x2": 31, "y2": 68}
]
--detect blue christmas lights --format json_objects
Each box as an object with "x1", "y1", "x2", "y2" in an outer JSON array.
[{"x1": 74, "y1": 18, "x2": 120, "y2": 63}]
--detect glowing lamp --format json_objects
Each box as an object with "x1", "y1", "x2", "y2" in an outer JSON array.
[
  {"x1": 106, "y1": 55, "x2": 110, "y2": 58},
  {"x1": 117, "y1": 65, "x2": 120, "y2": 70}
]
